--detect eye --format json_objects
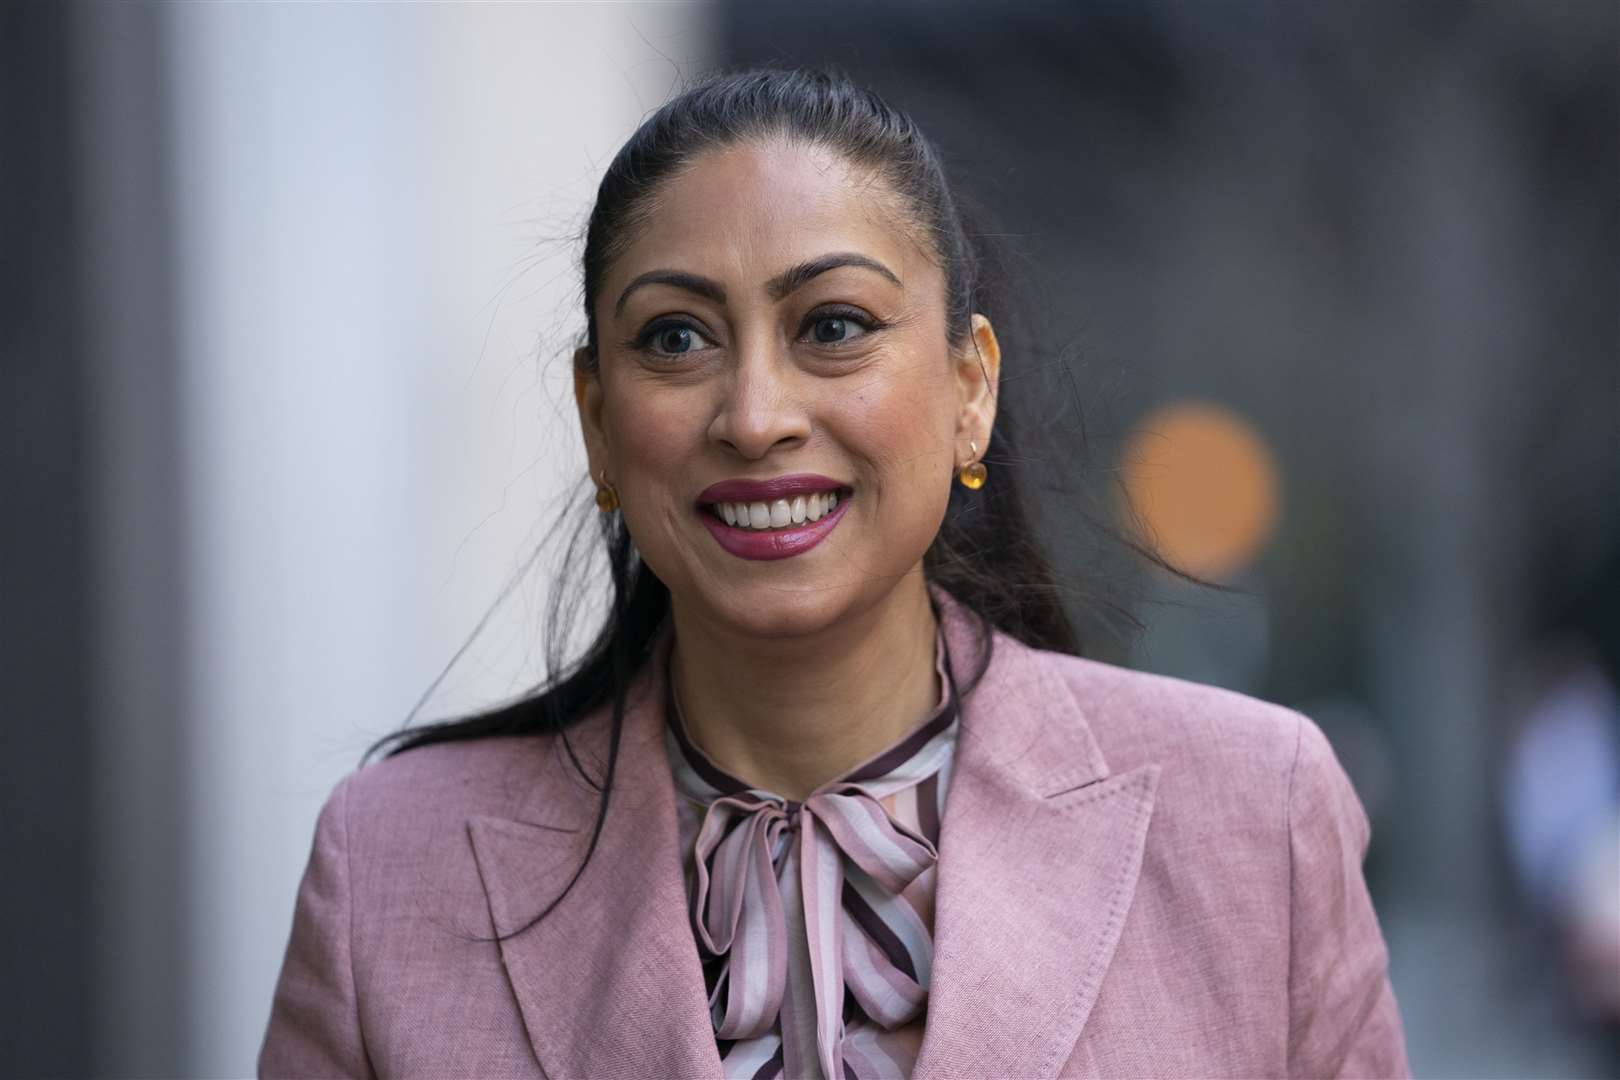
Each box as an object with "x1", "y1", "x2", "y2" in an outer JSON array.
[
  {"x1": 636, "y1": 319, "x2": 717, "y2": 358},
  {"x1": 810, "y1": 316, "x2": 856, "y2": 344},
  {"x1": 800, "y1": 306, "x2": 881, "y2": 348}
]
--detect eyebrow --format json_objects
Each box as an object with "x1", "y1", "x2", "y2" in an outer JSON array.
[
  {"x1": 614, "y1": 270, "x2": 726, "y2": 317},
  {"x1": 765, "y1": 252, "x2": 902, "y2": 300},
  {"x1": 613, "y1": 251, "x2": 902, "y2": 316}
]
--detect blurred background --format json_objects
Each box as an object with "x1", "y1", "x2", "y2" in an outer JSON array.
[{"x1": 4, "y1": 1, "x2": 1615, "y2": 1076}]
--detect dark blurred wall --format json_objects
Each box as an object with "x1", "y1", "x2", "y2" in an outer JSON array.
[
  {"x1": 2, "y1": 2, "x2": 190, "y2": 1073},
  {"x1": 2, "y1": 2, "x2": 94, "y2": 1073},
  {"x1": 73, "y1": 2, "x2": 193, "y2": 1073},
  {"x1": 719, "y1": 0, "x2": 1617, "y2": 870},
  {"x1": 720, "y1": 2, "x2": 1617, "y2": 1073}
]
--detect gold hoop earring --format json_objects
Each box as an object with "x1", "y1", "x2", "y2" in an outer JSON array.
[
  {"x1": 958, "y1": 440, "x2": 988, "y2": 490},
  {"x1": 594, "y1": 471, "x2": 620, "y2": 513}
]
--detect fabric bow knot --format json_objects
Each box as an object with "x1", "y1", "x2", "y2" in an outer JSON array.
[{"x1": 689, "y1": 782, "x2": 938, "y2": 1079}]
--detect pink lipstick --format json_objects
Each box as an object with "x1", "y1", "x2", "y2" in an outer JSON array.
[{"x1": 695, "y1": 473, "x2": 852, "y2": 561}]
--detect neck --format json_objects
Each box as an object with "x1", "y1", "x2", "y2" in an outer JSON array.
[{"x1": 669, "y1": 575, "x2": 940, "y2": 801}]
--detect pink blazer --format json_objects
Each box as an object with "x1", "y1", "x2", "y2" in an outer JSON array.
[{"x1": 260, "y1": 596, "x2": 1409, "y2": 1078}]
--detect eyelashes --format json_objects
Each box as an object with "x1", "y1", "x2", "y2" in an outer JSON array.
[
  {"x1": 632, "y1": 321, "x2": 717, "y2": 356},
  {"x1": 626, "y1": 305, "x2": 890, "y2": 360},
  {"x1": 802, "y1": 305, "x2": 888, "y2": 347}
]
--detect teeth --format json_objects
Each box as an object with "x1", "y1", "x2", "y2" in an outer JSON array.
[{"x1": 712, "y1": 492, "x2": 844, "y2": 529}]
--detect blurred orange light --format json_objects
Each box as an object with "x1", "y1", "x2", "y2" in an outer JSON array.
[{"x1": 1119, "y1": 401, "x2": 1281, "y2": 580}]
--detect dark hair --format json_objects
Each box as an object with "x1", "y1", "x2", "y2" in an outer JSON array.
[{"x1": 367, "y1": 66, "x2": 1204, "y2": 935}]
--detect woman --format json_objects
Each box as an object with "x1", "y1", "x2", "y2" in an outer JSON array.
[{"x1": 260, "y1": 68, "x2": 1409, "y2": 1079}]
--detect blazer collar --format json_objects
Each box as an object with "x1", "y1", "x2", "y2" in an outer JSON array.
[{"x1": 467, "y1": 592, "x2": 1158, "y2": 1080}]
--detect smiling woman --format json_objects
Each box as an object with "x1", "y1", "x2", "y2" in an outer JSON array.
[{"x1": 259, "y1": 68, "x2": 1409, "y2": 1079}]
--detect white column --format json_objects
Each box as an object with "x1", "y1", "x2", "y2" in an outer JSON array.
[{"x1": 162, "y1": 4, "x2": 706, "y2": 1072}]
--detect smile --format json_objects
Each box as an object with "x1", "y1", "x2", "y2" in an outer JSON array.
[
  {"x1": 694, "y1": 474, "x2": 852, "y2": 561},
  {"x1": 713, "y1": 491, "x2": 839, "y2": 530}
]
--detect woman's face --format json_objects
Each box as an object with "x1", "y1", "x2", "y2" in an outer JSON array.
[{"x1": 577, "y1": 138, "x2": 999, "y2": 641}]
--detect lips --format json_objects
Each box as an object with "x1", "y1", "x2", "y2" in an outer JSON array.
[
  {"x1": 694, "y1": 473, "x2": 852, "y2": 561},
  {"x1": 696, "y1": 473, "x2": 847, "y2": 504}
]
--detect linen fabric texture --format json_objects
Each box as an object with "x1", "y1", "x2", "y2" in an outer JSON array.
[{"x1": 259, "y1": 588, "x2": 1410, "y2": 1078}]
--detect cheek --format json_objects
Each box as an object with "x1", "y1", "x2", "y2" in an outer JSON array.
[
  {"x1": 602, "y1": 385, "x2": 705, "y2": 544},
  {"x1": 835, "y1": 365, "x2": 958, "y2": 538},
  {"x1": 606, "y1": 391, "x2": 692, "y2": 480}
]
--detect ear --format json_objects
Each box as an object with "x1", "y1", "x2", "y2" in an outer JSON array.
[
  {"x1": 573, "y1": 347, "x2": 609, "y2": 482},
  {"x1": 953, "y1": 313, "x2": 1002, "y2": 463}
]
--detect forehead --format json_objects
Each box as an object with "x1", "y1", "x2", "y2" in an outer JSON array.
[{"x1": 606, "y1": 138, "x2": 939, "y2": 296}]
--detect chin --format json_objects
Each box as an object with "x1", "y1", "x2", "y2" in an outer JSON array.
[
  {"x1": 670, "y1": 551, "x2": 932, "y2": 643},
  {"x1": 643, "y1": 513, "x2": 936, "y2": 641},
  {"x1": 695, "y1": 574, "x2": 870, "y2": 641}
]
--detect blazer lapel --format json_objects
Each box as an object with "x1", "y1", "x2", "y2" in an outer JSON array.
[
  {"x1": 467, "y1": 654, "x2": 723, "y2": 1080},
  {"x1": 914, "y1": 601, "x2": 1160, "y2": 1080},
  {"x1": 464, "y1": 594, "x2": 1155, "y2": 1080}
]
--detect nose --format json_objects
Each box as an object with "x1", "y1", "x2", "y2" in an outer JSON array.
[{"x1": 706, "y1": 336, "x2": 811, "y2": 460}]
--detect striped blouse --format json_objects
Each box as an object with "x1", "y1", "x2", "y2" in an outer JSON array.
[{"x1": 664, "y1": 638, "x2": 959, "y2": 1080}]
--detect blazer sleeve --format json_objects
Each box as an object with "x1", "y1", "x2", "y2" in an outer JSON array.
[
  {"x1": 1286, "y1": 716, "x2": 1411, "y2": 1080},
  {"x1": 259, "y1": 774, "x2": 374, "y2": 1079}
]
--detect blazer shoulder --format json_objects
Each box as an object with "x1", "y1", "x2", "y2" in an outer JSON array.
[
  {"x1": 1023, "y1": 643, "x2": 1309, "y2": 793},
  {"x1": 338, "y1": 730, "x2": 590, "y2": 841}
]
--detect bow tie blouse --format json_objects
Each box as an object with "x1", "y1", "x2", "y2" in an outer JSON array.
[{"x1": 663, "y1": 639, "x2": 959, "y2": 1080}]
